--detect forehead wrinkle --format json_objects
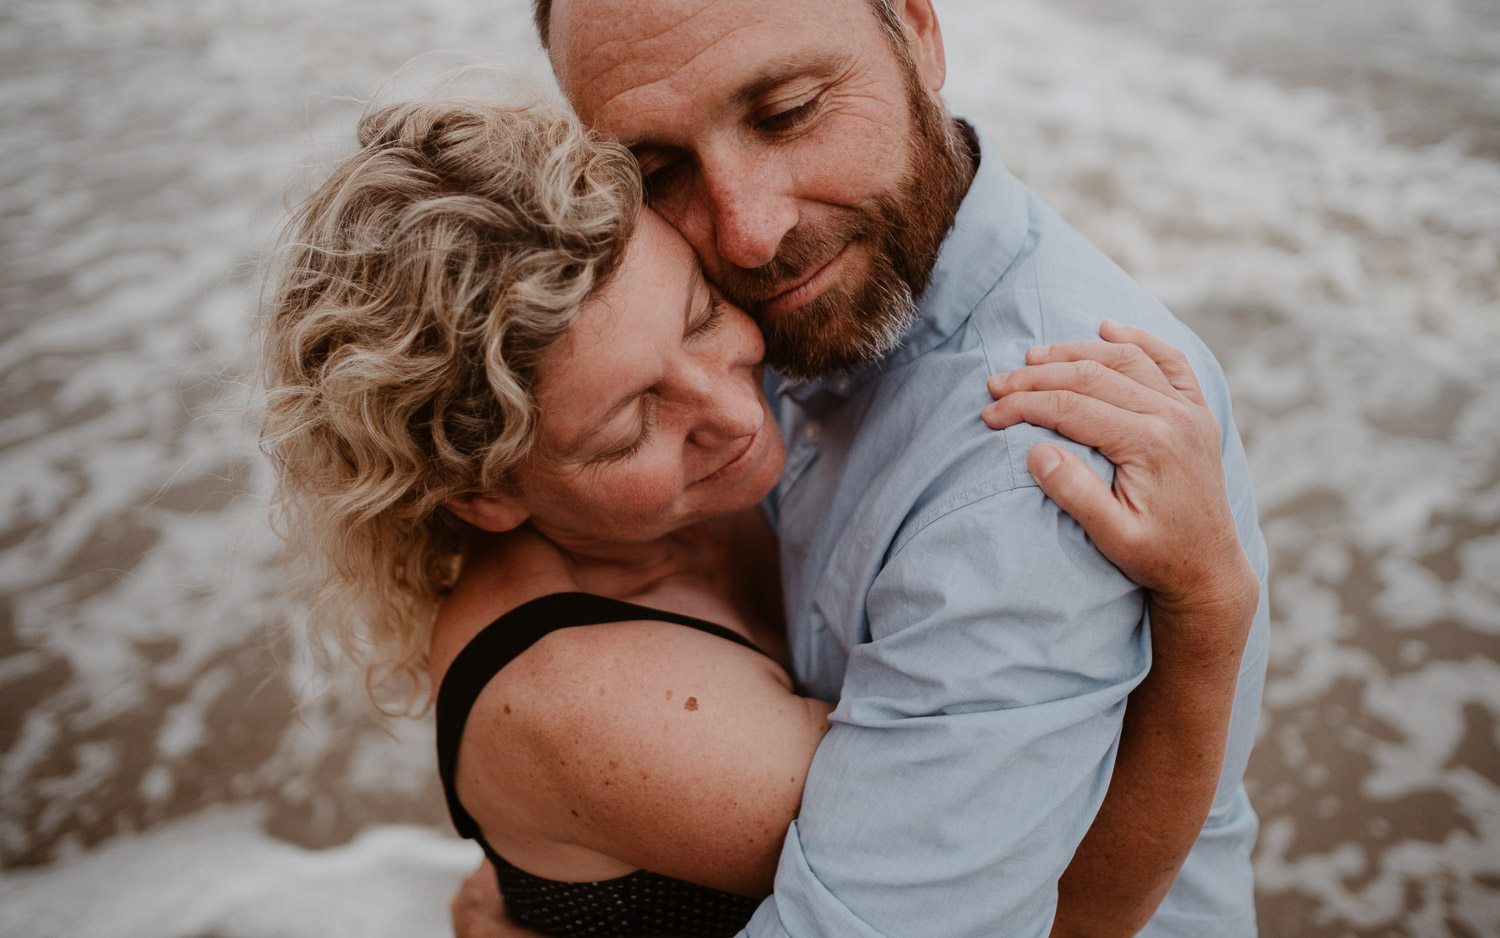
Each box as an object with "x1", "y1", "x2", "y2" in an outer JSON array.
[{"x1": 570, "y1": 14, "x2": 776, "y2": 135}]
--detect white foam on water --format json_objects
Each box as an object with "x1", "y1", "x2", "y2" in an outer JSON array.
[
  {"x1": 941, "y1": 0, "x2": 1500, "y2": 345},
  {"x1": 2, "y1": 0, "x2": 1497, "y2": 935},
  {"x1": 0, "y1": 807, "x2": 479, "y2": 938}
]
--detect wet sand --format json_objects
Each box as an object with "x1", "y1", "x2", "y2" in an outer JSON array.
[{"x1": 2, "y1": 1, "x2": 1498, "y2": 935}]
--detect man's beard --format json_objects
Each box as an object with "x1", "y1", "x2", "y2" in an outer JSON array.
[{"x1": 714, "y1": 71, "x2": 972, "y2": 381}]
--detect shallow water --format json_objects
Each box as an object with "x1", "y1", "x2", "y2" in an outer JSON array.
[{"x1": 1, "y1": 1, "x2": 1497, "y2": 936}]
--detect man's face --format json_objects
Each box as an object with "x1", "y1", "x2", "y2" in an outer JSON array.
[{"x1": 549, "y1": 0, "x2": 970, "y2": 379}]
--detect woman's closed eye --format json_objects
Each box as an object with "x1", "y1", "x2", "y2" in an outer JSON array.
[
  {"x1": 690, "y1": 295, "x2": 727, "y2": 338},
  {"x1": 595, "y1": 401, "x2": 657, "y2": 465}
]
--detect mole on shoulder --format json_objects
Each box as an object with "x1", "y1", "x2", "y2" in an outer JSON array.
[{"x1": 684, "y1": 697, "x2": 699, "y2": 711}]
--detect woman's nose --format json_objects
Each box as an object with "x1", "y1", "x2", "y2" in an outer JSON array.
[{"x1": 683, "y1": 364, "x2": 762, "y2": 447}]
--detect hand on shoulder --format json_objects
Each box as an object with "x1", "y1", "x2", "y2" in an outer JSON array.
[{"x1": 982, "y1": 320, "x2": 1259, "y2": 626}]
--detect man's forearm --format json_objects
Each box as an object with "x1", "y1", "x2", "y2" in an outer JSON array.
[{"x1": 1050, "y1": 579, "x2": 1259, "y2": 938}]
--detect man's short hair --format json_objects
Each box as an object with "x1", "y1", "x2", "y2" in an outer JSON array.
[{"x1": 530, "y1": 0, "x2": 907, "y2": 54}]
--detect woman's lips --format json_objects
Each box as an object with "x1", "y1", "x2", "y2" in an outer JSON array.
[
  {"x1": 694, "y1": 418, "x2": 768, "y2": 487},
  {"x1": 760, "y1": 242, "x2": 852, "y2": 315}
]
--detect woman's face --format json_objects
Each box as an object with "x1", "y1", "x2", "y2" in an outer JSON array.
[{"x1": 508, "y1": 210, "x2": 786, "y2": 547}]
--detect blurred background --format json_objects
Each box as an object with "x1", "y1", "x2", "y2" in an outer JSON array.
[{"x1": 1, "y1": 0, "x2": 1496, "y2": 935}]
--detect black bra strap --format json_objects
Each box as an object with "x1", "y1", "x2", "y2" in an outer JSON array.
[{"x1": 435, "y1": 592, "x2": 768, "y2": 839}]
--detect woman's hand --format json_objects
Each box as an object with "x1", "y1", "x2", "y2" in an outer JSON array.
[
  {"x1": 983, "y1": 320, "x2": 1261, "y2": 936},
  {"x1": 982, "y1": 319, "x2": 1259, "y2": 628}
]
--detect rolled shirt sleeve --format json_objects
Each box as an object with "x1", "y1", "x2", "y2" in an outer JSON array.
[{"x1": 744, "y1": 470, "x2": 1150, "y2": 938}]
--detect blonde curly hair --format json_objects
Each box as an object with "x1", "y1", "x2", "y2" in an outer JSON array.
[{"x1": 259, "y1": 93, "x2": 642, "y2": 712}]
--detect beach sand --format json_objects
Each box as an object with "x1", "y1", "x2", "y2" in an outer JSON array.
[{"x1": 2, "y1": 1, "x2": 1497, "y2": 935}]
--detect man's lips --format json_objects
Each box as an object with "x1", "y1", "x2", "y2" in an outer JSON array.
[
  {"x1": 759, "y1": 242, "x2": 853, "y2": 315},
  {"x1": 693, "y1": 418, "x2": 768, "y2": 487}
]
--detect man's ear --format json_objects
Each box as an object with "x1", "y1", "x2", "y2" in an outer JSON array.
[
  {"x1": 894, "y1": 0, "x2": 947, "y2": 93},
  {"x1": 443, "y1": 492, "x2": 531, "y2": 533}
]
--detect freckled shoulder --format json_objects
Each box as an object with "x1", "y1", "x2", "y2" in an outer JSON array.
[{"x1": 460, "y1": 618, "x2": 831, "y2": 897}]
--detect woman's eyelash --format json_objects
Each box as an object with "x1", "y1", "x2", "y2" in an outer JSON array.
[
  {"x1": 599, "y1": 404, "x2": 656, "y2": 464},
  {"x1": 594, "y1": 299, "x2": 721, "y2": 465},
  {"x1": 692, "y1": 296, "x2": 727, "y2": 336}
]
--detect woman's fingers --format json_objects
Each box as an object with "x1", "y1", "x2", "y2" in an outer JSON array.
[
  {"x1": 981, "y1": 388, "x2": 1165, "y2": 463},
  {"x1": 1027, "y1": 443, "x2": 1126, "y2": 540},
  {"x1": 1022, "y1": 335, "x2": 1177, "y2": 398},
  {"x1": 986, "y1": 360, "x2": 1167, "y2": 420},
  {"x1": 1097, "y1": 320, "x2": 1206, "y2": 404},
  {"x1": 981, "y1": 323, "x2": 1249, "y2": 610}
]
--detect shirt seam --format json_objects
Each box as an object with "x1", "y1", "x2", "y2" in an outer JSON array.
[{"x1": 888, "y1": 471, "x2": 1038, "y2": 560}]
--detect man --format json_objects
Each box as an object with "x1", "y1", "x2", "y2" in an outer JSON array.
[{"x1": 460, "y1": 0, "x2": 1269, "y2": 934}]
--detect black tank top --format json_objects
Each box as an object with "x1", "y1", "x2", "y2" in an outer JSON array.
[{"x1": 435, "y1": 592, "x2": 768, "y2": 938}]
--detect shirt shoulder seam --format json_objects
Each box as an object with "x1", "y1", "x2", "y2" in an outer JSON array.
[{"x1": 888, "y1": 470, "x2": 1039, "y2": 561}]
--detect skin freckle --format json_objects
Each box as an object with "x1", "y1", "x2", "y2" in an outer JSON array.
[
  {"x1": 684, "y1": 696, "x2": 699, "y2": 711},
  {"x1": 571, "y1": 809, "x2": 580, "y2": 817},
  {"x1": 665, "y1": 689, "x2": 673, "y2": 700},
  {"x1": 503, "y1": 705, "x2": 512, "y2": 715}
]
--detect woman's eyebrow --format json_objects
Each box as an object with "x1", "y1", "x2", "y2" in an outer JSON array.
[
  {"x1": 556, "y1": 390, "x2": 639, "y2": 459},
  {"x1": 557, "y1": 268, "x2": 698, "y2": 458}
]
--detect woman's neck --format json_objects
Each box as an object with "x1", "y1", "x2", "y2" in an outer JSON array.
[{"x1": 539, "y1": 523, "x2": 720, "y2": 601}]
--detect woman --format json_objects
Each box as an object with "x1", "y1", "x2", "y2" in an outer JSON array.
[{"x1": 260, "y1": 93, "x2": 1257, "y2": 938}]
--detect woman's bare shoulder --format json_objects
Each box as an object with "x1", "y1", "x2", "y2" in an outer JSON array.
[{"x1": 463, "y1": 618, "x2": 830, "y2": 895}]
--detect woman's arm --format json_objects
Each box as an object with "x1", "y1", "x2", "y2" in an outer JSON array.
[{"x1": 983, "y1": 320, "x2": 1260, "y2": 937}]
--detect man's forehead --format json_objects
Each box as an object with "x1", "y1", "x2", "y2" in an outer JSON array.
[{"x1": 550, "y1": 0, "x2": 868, "y2": 128}]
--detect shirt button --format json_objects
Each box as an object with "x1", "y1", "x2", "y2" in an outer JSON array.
[{"x1": 802, "y1": 421, "x2": 822, "y2": 444}]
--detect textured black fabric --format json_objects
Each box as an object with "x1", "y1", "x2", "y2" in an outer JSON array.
[
  {"x1": 487, "y1": 850, "x2": 762, "y2": 938},
  {"x1": 436, "y1": 592, "x2": 767, "y2": 938}
]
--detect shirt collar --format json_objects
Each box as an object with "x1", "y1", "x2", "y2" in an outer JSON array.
[{"x1": 779, "y1": 122, "x2": 1029, "y2": 411}]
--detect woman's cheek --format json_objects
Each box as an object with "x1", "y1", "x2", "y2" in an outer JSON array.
[{"x1": 605, "y1": 452, "x2": 687, "y2": 526}]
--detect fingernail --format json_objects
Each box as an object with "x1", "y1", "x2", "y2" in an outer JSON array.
[
  {"x1": 1028, "y1": 345, "x2": 1050, "y2": 361},
  {"x1": 1100, "y1": 319, "x2": 1118, "y2": 334},
  {"x1": 1032, "y1": 444, "x2": 1063, "y2": 479}
]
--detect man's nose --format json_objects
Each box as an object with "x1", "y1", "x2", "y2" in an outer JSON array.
[{"x1": 699, "y1": 150, "x2": 798, "y2": 272}]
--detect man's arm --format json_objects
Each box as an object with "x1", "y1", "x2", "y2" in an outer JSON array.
[
  {"x1": 742, "y1": 470, "x2": 1149, "y2": 938},
  {"x1": 740, "y1": 323, "x2": 1257, "y2": 938}
]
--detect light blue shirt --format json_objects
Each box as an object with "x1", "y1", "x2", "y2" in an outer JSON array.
[{"x1": 746, "y1": 126, "x2": 1271, "y2": 938}]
